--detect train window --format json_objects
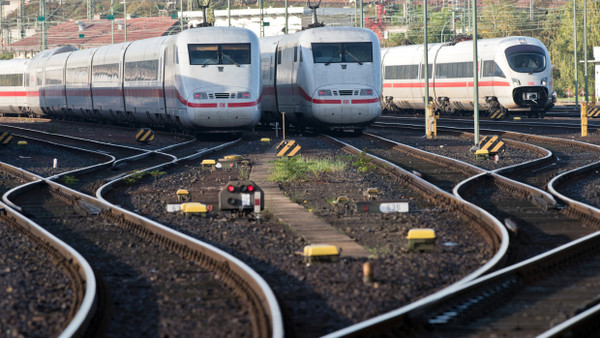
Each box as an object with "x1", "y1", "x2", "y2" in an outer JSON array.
[
  {"x1": 294, "y1": 46, "x2": 298, "y2": 62},
  {"x1": 45, "y1": 69, "x2": 63, "y2": 85},
  {"x1": 277, "y1": 48, "x2": 282, "y2": 65},
  {"x1": 67, "y1": 67, "x2": 89, "y2": 85},
  {"x1": 482, "y1": 60, "x2": 505, "y2": 78},
  {"x1": 221, "y1": 44, "x2": 251, "y2": 65},
  {"x1": 124, "y1": 60, "x2": 159, "y2": 81},
  {"x1": 92, "y1": 63, "x2": 120, "y2": 82},
  {"x1": 188, "y1": 44, "x2": 251, "y2": 66},
  {"x1": 435, "y1": 62, "x2": 473, "y2": 79},
  {"x1": 420, "y1": 64, "x2": 433, "y2": 79},
  {"x1": 384, "y1": 65, "x2": 418, "y2": 80},
  {"x1": 312, "y1": 42, "x2": 372, "y2": 64},
  {"x1": 505, "y1": 45, "x2": 546, "y2": 73},
  {"x1": 0, "y1": 73, "x2": 24, "y2": 86}
]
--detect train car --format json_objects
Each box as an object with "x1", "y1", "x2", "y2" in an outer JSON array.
[
  {"x1": 164, "y1": 27, "x2": 261, "y2": 130},
  {"x1": 381, "y1": 36, "x2": 555, "y2": 118},
  {"x1": 0, "y1": 58, "x2": 29, "y2": 115},
  {"x1": 259, "y1": 26, "x2": 382, "y2": 132},
  {"x1": 0, "y1": 26, "x2": 261, "y2": 132}
]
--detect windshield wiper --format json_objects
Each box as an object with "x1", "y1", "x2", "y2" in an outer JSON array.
[
  {"x1": 222, "y1": 53, "x2": 240, "y2": 67},
  {"x1": 344, "y1": 50, "x2": 363, "y2": 65},
  {"x1": 200, "y1": 54, "x2": 218, "y2": 67}
]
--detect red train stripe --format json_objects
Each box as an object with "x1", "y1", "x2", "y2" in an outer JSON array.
[
  {"x1": 352, "y1": 98, "x2": 380, "y2": 104},
  {"x1": 384, "y1": 80, "x2": 511, "y2": 88}
]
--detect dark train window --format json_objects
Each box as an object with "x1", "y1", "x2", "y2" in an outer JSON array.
[
  {"x1": 312, "y1": 42, "x2": 372, "y2": 64},
  {"x1": 294, "y1": 46, "x2": 298, "y2": 62},
  {"x1": 188, "y1": 44, "x2": 251, "y2": 66},
  {"x1": 277, "y1": 48, "x2": 282, "y2": 65},
  {"x1": 505, "y1": 44, "x2": 546, "y2": 73},
  {"x1": 482, "y1": 60, "x2": 505, "y2": 78},
  {"x1": 66, "y1": 67, "x2": 89, "y2": 85},
  {"x1": 434, "y1": 62, "x2": 473, "y2": 79},
  {"x1": 92, "y1": 63, "x2": 120, "y2": 82},
  {"x1": 420, "y1": 64, "x2": 433, "y2": 79},
  {"x1": 44, "y1": 69, "x2": 63, "y2": 85},
  {"x1": 0, "y1": 73, "x2": 24, "y2": 86},
  {"x1": 384, "y1": 65, "x2": 418, "y2": 80},
  {"x1": 124, "y1": 60, "x2": 159, "y2": 81}
]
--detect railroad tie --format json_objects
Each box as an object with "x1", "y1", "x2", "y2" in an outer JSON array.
[{"x1": 250, "y1": 152, "x2": 370, "y2": 258}]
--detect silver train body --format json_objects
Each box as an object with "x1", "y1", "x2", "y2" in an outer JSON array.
[
  {"x1": 381, "y1": 36, "x2": 555, "y2": 116},
  {"x1": 259, "y1": 26, "x2": 382, "y2": 131},
  {"x1": 0, "y1": 27, "x2": 261, "y2": 131}
]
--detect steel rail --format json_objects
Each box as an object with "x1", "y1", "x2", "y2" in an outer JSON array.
[{"x1": 321, "y1": 135, "x2": 509, "y2": 338}]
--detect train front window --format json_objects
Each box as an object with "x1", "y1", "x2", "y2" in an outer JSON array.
[
  {"x1": 222, "y1": 44, "x2": 251, "y2": 65},
  {"x1": 505, "y1": 45, "x2": 546, "y2": 73},
  {"x1": 188, "y1": 44, "x2": 251, "y2": 66},
  {"x1": 312, "y1": 42, "x2": 372, "y2": 64}
]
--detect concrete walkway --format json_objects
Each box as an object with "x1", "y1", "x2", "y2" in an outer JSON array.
[{"x1": 250, "y1": 152, "x2": 371, "y2": 258}]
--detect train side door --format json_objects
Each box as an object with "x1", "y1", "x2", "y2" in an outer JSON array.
[
  {"x1": 275, "y1": 45, "x2": 290, "y2": 111},
  {"x1": 290, "y1": 45, "x2": 300, "y2": 110}
]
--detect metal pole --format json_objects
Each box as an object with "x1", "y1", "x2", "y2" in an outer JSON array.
[
  {"x1": 584, "y1": 0, "x2": 588, "y2": 103},
  {"x1": 424, "y1": 0, "x2": 429, "y2": 130},
  {"x1": 472, "y1": 0, "x2": 479, "y2": 146},
  {"x1": 40, "y1": 0, "x2": 47, "y2": 51},
  {"x1": 355, "y1": 0, "x2": 358, "y2": 26},
  {"x1": 0, "y1": 1, "x2": 3, "y2": 48},
  {"x1": 228, "y1": 0, "x2": 231, "y2": 26},
  {"x1": 180, "y1": 0, "x2": 183, "y2": 32},
  {"x1": 124, "y1": 0, "x2": 127, "y2": 42},
  {"x1": 285, "y1": 0, "x2": 288, "y2": 34},
  {"x1": 574, "y1": 0, "x2": 578, "y2": 107},
  {"x1": 530, "y1": 0, "x2": 533, "y2": 21},
  {"x1": 360, "y1": 0, "x2": 364, "y2": 28},
  {"x1": 111, "y1": 0, "x2": 114, "y2": 44},
  {"x1": 260, "y1": 0, "x2": 264, "y2": 37}
]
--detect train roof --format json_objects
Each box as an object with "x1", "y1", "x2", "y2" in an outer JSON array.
[
  {"x1": 175, "y1": 26, "x2": 258, "y2": 44},
  {"x1": 382, "y1": 36, "x2": 547, "y2": 56}
]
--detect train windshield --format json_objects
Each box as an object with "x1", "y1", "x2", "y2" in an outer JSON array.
[
  {"x1": 312, "y1": 42, "x2": 372, "y2": 64},
  {"x1": 505, "y1": 45, "x2": 546, "y2": 73},
  {"x1": 188, "y1": 44, "x2": 251, "y2": 66}
]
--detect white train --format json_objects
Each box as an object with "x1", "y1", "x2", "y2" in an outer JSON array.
[
  {"x1": 0, "y1": 27, "x2": 261, "y2": 131},
  {"x1": 259, "y1": 26, "x2": 382, "y2": 132},
  {"x1": 381, "y1": 36, "x2": 556, "y2": 117}
]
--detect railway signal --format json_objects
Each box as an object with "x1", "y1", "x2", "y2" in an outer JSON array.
[{"x1": 218, "y1": 180, "x2": 264, "y2": 212}]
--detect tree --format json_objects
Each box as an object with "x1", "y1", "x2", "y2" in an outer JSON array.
[
  {"x1": 548, "y1": 0, "x2": 600, "y2": 98},
  {"x1": 478, "y1": 0, "x2": 527, "y2": 38}
]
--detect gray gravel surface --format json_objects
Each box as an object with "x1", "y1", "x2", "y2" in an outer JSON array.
[
  {"x1": 0, "y1": 218, "x2": 75, "y2": 338},
  {"x1": 104, "y1": 134, "x2": 494, "y2": 337}
]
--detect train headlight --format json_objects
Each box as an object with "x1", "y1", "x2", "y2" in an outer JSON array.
[
  {"x1": 511, "y1": 78, "x2": 521, "y2": 86},
  {"x1": 193, "y1": 92, "x2": 208, "y2": 100},
  {"x1": 318, "y1": 89, "x2": 332, "y2": 96},
  {"x1": 541, "y1": 77, "x2": 548, "y2": 86},
  {"x1": 360, "y1": 89, "x2": 373, "y2": 96},
  {"x1": 236, "y1": 91, "x2": 251, "y2": 99}
]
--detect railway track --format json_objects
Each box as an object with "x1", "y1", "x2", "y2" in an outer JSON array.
[
  {"x1": 320, "y1": 118, "x2": 600, "y2": 336},
  {"x1": 0, "y1": 124, "x2": 282, "y2": 337}
]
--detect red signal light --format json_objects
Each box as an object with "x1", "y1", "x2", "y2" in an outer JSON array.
[
  {"x1": 362, "y1": 204, "x2": 369, "y2": 212},
  {"x1": 227, "y1": 185, "x2": 235, "y2": 192},
  {"x1": 247, "y1": 185, "x2": 254, "y2": 192}
]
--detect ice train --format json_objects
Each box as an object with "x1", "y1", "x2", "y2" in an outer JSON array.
[
  {"x1": 259, "y1": 26, "x2": 382, "y2": 132},
  {"x1": 381, "y1": 36, "x2": 556, "y2": 118},
  {"x1": 0, "y1": 26, "x2": 262, "y2": 131}
]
